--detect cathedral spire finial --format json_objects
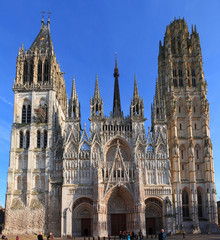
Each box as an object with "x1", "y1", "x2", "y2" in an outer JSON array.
[
  {"x1": 113, "y1": 54, "x2": 122, "y2": 117},
  {"x1": 71, "y1": 76, "x2": 77, "y2": 100},
  {"x1": 133, "y1": 75, "x2": 140, "y2": 99},
  {"x1": 47, "y1": 11, "x2": 51, "y2": 26},
  {"x1": 94, "y1": 74, "x2": 100, "y2": 100},
  {"x1": 41, "y1": 11, "x2": 45, "y2": 26},
  {"x1": 114, "y1": 52, "x2": 119, "y2": 78}
]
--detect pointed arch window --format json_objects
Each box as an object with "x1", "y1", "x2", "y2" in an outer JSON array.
[
  {"x1": 27, "y1": 105, "x2": 31, "y2": 123},
  {"x1": 44, "y1": 104, "x2": 48, "y2": 123},
  {"x1": 179, "y1": 69, "x2": 183, "y2": 87},
  {"x1": 43, "y1": 130, "x2": 47, "y2": 148},
  {"x1": 22, "y1": 176, "x2": 27, "y2": 190},
  {"x1": 35, "y1": 175, "x2": 40, "y2": 189},
  {"x1": 20, "y1": 131, "x2": 24, "y2": 148},
  {"x1": 182, "y1": 189, "x2": 189, "y2": 218},
  {"x1": 26, "y1": 130, "x2": 30, "y2": 149},
  {"x1": 29, "y1": 60, "x2": 34, "y2": 84},
  {"x1": 17, "y1": 176, "x2": 21, "y2": 190},
  {"x1": 41, "y1": 175, "x2": 45, "y2": 189},
  {"x1": 197, "y1": 189, "x2": 203, "y2": 218},
  {"x1": 192, "y1": 69, "x2": 196, "y2": 87},
  {"x1": 38, "y1": 60, "x2": 42, "y2": 82},
  {"x1": 44, "y1": 61, "x2": 50, "y2": 82},
  {"x1": 23, "y1": 61, "x2": 28, "y2": 84},
  {"x1": 22, "y1": 104, "x2": 31, "y2": 123},
  {"x1": 22, "y1": 105, "x2": 26, "y2": 123},
  {"x1": 37, "y1": 130, "x2": 41, "y2": 148},
  {"x1": 173, "y1": 69, "x2": 177, "y2": 87}
]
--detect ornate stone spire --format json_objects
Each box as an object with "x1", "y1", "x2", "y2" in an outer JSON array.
[
  {"x1": 90, "y1": 75, "x2": 103, "y2": 118},
  {"x1": 133, "y1": 75, "x2": 140, "y2": 99},
  {"x1": 71, "y1": 76, "x2": 77, "y2": 100},
  {"x1": 130, "y1": 75, "x2": 144, "y2": 119},
  {"x1": 94, "y1": 74, "x2": 100, "y2": 100},
  {"x1": 113, "y1": 54, "x2": 122, "y2": 118},
  {"x1": 69, "y1": 77, "x2": 80, "y2": 119}
]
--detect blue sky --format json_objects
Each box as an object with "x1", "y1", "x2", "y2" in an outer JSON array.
[{"x1": 0, "y1": 0, "x2": 220, "y2": 206}]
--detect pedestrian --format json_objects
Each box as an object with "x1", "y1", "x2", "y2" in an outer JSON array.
[
  {"x1": 182, "y1": 231, "x2": 185, "y2": 239},
  {"x1": 131, "y1": 231, "x2": 134, "y2": 240},
  {"x1": 47, "y1": 232, "x2": 54, "y2": 240},
  {"x1": 16, "y1": 236, "x2": 19, "y2": 240},
  {"x1": 38, "y1": 232, "x2": 44, "y2": 240},
  {"x1": 127, "y1": 232, "x2": 131, "y2": 240},
  {"x1": 119, "y1": 231, "x2": 122, "y2": 240},
  {"x1": 138, "y1": 230, "x2": 143, "y2": 240},
  {"x1": 158, "y1": 229, "x2": 166, "y2": 240}
]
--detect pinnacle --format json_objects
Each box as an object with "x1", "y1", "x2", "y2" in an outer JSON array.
[
  {"x1": 71, "y1": 77, "x2": 77, "y2": 100},
  {"x1": 133, "y1": 75, "x2": 140, "y2": 99},
  {"x1": 94, "y1": 75, "x2": 100, "y2": 100}
]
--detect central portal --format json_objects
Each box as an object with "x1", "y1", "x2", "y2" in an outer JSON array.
[
  {"x1": 107, "y1": 186, "x2": 135, "y2": 236},
  {"x1": 111, "y1": 213, "x2": 126, "y2": 236}
]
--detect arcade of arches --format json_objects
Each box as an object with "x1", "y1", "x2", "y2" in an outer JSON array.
[{"x1": 66, "y1": 192, "x2": 164, "y2": 236}]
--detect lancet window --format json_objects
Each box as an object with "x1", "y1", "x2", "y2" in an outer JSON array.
[
  {"x1": 38, "y1": 60, "x2": 42, "y2": 82},
  {"x1": 37, "y1": 130, "x2": 41, "y2": 148},
  {"x1": 197, "y1": 188, "x2": 203, "y2": 218},
  {"x1": 23, "y1": 61, "x2": 28, "y2": 84},
  {"x1": 17, "y1": 176, "x2": 21, "y2": 190},
  {"x1": 22, "y1": 104, "x2": 31, "y2": 123},
  {"x1": 26, "y1": 130, "x2": 30, "y2": 149},
  {"x1": 19, "y1": 131, "x2": 24, "y2": 148},
  {"x1": 192, "y1": 69, "x2": 196, "y2": 87},
  {"x1": 179, "y1": 69, "x2": 183, "y2": 87},
  {"x1": 182, "y1": 189, "x2": 189, "y2": 218},
  {"x1": 44, "y1": 61, "x2": 50, "y2": 82},
  {"x1": 43, "y1": 130, "x2": 47, "y2": 148},
  {"x1": 29, "y1": 60, "x2": 33, "y2": 84}
]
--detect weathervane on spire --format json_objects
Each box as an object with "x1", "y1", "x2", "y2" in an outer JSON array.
[{"x1": 41, "y1": 11, "x2": 51, "y2": 25}]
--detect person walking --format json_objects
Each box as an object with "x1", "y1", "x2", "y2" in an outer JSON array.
[
  {"x1": 16, "y1": 236, "x2": 19, "y2": 240},
  {"x1": 38, "y1": 232, "x2": 44, "y2": 240},
  {"x1": 47, "y1": 232, "x2": 54, "y2": 240},
  {"x1": 158, "y1": 229, "x2": 166, "y2": 240}
]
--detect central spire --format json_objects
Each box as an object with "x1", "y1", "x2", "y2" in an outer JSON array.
[{"x1": 113, "y1": 54, "x2": 122, "y2": 118}]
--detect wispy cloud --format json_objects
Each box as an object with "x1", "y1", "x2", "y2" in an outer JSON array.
[{"x1": 0, "y1": 96, "x2": 13, "y2": 106}]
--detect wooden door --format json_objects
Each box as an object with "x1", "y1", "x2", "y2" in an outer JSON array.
[
  {"x1": 81, "y1": 218, "x2": 91, "y2": 236},
  {"x1": 146, "y1": 218, "x2": 155, "y2": 235},
  {"x1": 111, "y1": 214, "x2": 126, "y2": 236}
]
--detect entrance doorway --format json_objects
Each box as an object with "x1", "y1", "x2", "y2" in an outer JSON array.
[
  {"x1": 145, "y1": 198, "x2": 163, "y2": 234},
  {"x1": 146, "y1": 218, "x2": 155, "y2": 234},
  {"x1": 111, "y1": 214, "x2": 126, "y2": 236},
  {"x1": 81, "y1": 218, "x2": 91, "y2": 236}
]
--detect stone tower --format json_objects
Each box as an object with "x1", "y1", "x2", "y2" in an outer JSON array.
[
  {"x1": 4, "y1": 16, "x2": 67, "y2": 235},
  {"x1": 157, "y1": 18, "x2": 218, "y2": 232}
]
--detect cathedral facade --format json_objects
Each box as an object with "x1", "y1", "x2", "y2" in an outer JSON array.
[{"x1": 4, "y1": 17, "x2": 218, "y2": 236}]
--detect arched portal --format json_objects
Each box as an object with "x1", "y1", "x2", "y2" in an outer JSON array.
[
  {"x1": 72, "y1": 198, "x2": 93, "y2": 236},
  {"x1": 145, "y1": 198, "x2": 163, "y2": 235},
  {"x1": 106, "y1": 186, "x2": 134, "y2": 236}
]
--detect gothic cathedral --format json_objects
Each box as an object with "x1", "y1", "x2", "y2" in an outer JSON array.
[{"x1": 4, "y1": 17, "x2": 218, "y2": 236}]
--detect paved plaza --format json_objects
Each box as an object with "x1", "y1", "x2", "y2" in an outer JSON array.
[{"x1": 2, "y1": 235, "x2": 220, "y2": 240}]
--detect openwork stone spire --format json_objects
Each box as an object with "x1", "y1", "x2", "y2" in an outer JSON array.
[
  {"x1": 113, "y1": 54, "x2": 122, "y2": 118},
  {"x1": 130, "y1": 75, "x2": 144, "y2": 119},
  {"x1": 90, "y1": 75, "x2": 103, "y2": 118},
  {"x1": 68, "y1": 77, "x2": 80, "y2": 119}
]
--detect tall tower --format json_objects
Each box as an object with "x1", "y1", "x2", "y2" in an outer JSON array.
[
  {"x1": 4, "y1": 16, "x2": 66, "y2": 235},
  {"x1": 158, "y1": 18, "x2": 218, "y2": 232}
]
